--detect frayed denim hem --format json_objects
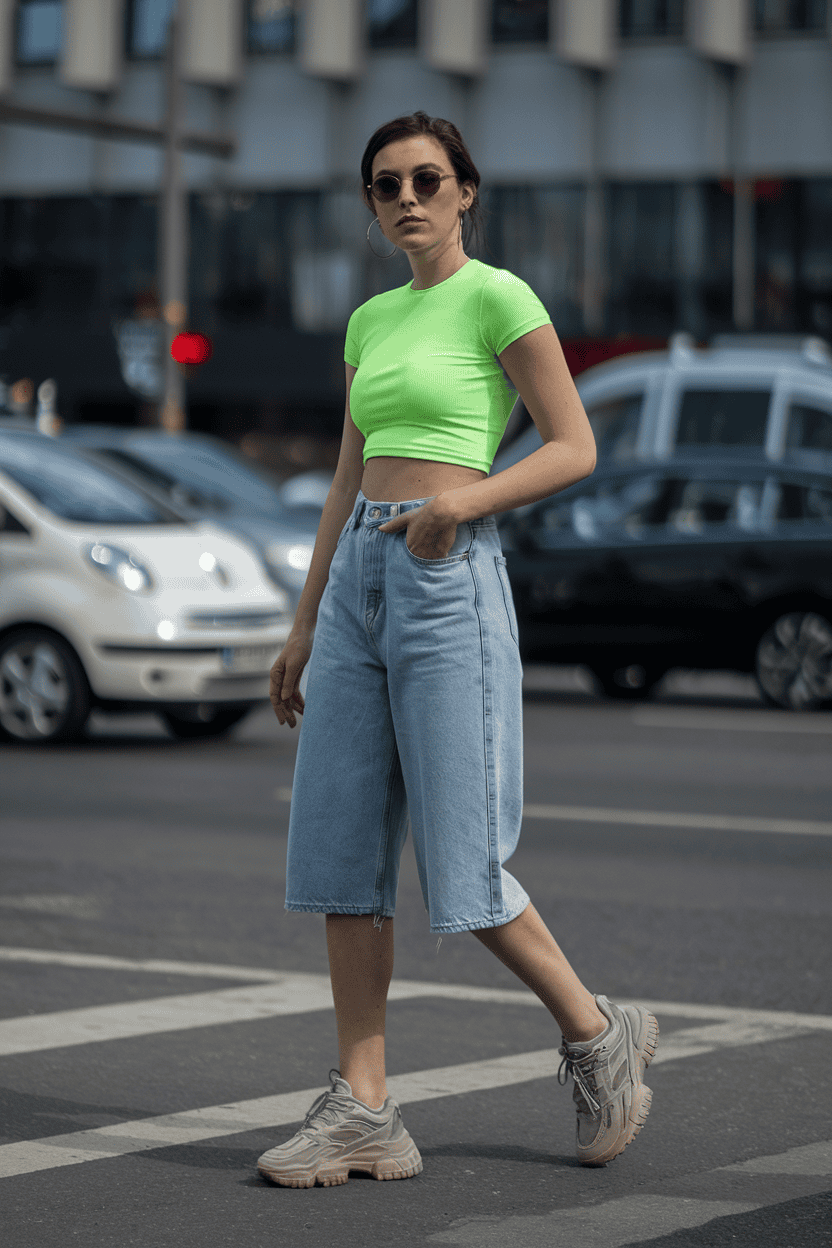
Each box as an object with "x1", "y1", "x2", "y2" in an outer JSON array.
[
  {"x1": 284, "y1": 903, "x2": 394, "y2": 929},
  {"x1": 428, "y1": 898, "x2": 531, "y2": 935}
]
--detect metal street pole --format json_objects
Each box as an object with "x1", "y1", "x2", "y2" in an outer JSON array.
[{"x1": 158, "y1": 4, "x2": 187, "y2": 432}]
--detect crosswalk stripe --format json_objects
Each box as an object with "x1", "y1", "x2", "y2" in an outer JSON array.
[
  {"x1": 521, "y1": 804, "x2": 832, "y2": 836},
  {"x1": 2, "y1": 966, "x2": 832, "y2": 1058},
  {"x1": 0, "y1": 1022, "x2": 828, "y2": 1180}
]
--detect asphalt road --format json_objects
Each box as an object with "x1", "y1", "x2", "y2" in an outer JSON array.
[{"x1": 1, "y1": 664, "x2": 831, "y2": 1248}]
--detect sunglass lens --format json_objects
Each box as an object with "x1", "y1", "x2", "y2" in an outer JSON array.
[
  {"x1": 414, "y1": 172, "x2": 441, "y2": 194},
  {"x1": 374, "y1": 177, "x2": 399, "y2": 200}
]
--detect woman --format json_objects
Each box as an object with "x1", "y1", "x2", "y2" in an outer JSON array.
[{"x1": 258, "y1": 112, "x2": 658, "y2": 1188}]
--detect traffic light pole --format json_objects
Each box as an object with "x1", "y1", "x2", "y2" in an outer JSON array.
[{"x1": 159, "y1": 6, "x2": 188, "y2": 432}]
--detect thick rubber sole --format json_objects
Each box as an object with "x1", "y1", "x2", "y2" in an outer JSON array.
[
  {"x1": 258, "y1": 1134, "x2": 423, "y2": 1188},
  {"x1": 578, "y1": 1009, "x2": 660, "y2": 1168}
]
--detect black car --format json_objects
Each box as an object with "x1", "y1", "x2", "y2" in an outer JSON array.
[{"x1": 498, "y1": 455, "x2": 832, "y2": 710}]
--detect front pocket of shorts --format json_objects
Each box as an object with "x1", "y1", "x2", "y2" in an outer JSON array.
[
  {"x1": 403, "y1": 521, "x2": 473, "y2": 567},
  {"x1": 495, "y1": 556, "x2": 520, "y2": 646}
]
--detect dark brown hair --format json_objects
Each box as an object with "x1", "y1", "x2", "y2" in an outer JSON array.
[{"x1": 360, "y1": 110, "x2": 493, "y2": 259}]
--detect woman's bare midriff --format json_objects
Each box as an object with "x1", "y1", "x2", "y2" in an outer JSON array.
[{"x1": 360, "y1": 456, "x2": 487, "y2": 504}]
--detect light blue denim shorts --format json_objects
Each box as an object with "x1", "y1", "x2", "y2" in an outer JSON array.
[{"x1": 285, "y1": 489, "x2": 530, "y2": 934}]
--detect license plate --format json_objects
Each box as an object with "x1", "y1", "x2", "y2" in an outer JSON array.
[{"x1": 220, "y1": 645, "x2": 278, "y2": 672}]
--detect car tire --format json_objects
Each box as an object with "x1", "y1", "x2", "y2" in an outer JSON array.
[
  {"x1": 0, "y1": 628, "x2": 92, "y2": 743},
  {"x1": 754, "y1": 611, "x2": 832, "y2": 711},
  {"x1": 161, "y1": 705, "x2": 252, "y2": 739},
  {"x1": 590, "y1": 661, "x2": 667, "y2": 701}
]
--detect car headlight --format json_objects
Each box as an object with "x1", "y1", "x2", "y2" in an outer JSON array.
[
  {"x1": 86, "y1": 543, "x2": 153, "y2": 592},
  {"x1": 266, "y1": 541, "x2": 314, "y2": 573}
]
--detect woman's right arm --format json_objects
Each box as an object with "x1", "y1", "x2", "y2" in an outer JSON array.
[{"x1": 270, "y1": 363, "x2": 362, "y2": 725}]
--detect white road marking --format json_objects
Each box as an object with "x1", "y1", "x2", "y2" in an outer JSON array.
[
  {"x1": 521, "y1": 804, "x2": 832, "y2": 837},
  {"x1": 273, "y1": 788, "x2": 832, "y2": 835},
  {"x1": 2, "y1": 958, "x2": 832, "y2": 1058},
  {"x1": 428, "y1": 1140, "x2": 832, "y2": 1245},
  {"x1": 632, "y1": 707, "x2": 832, "y2": 735},
  {"x1": 0, "y1": 895, "x2": 103, "y2": 920},
  {"x1": 0, "y1": 1030, "x2": 829, "y2": 1181},
  {"x1": 0, "y1": 947, "x2": 287, "y2": 981}
]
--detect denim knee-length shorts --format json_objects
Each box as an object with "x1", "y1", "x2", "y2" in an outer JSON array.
[{"x1": 284, "y1": 488, "x2": 530, "y2": 934}]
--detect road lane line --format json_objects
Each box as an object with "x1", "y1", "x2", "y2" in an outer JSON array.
[
  {"x1": 632, "y1": 708, "x2": 832, "y2": 734},
  {"x1": 0, "y1": 948, "x2": 287, "y2": 981},
  {"x1": 0, "y1": 1028, "x2": 828, "y2": 1181},
  {"x1": 427, "y1": 1140, "x2": 832, "y2": 1245},
  {"x1": 521, "y1": 804, "x2": 832, "y2": 836}
]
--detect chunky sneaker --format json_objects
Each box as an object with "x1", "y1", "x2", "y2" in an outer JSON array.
[
  {"x1": 558, "y1": 994, "x2": 659, "y2": 1167},
  {"x1": 256, "y1": 1069, "x2": 423, "y2": 1187}
]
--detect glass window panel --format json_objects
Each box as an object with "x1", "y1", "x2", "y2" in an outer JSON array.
[
  {"x1": 486, "y1": 185, "x2": 584, "y2": 337},
  {"x1": 619, "y1": 0, "x2": 686, "y2": 38},
  {"x1": 668, "y1": 478, "x2": 766, "y2": 535},
  {"x1": 586, "y1": 393, "x2": 644, "y2": 464},
  {"x1": 0, "y1": 438, "x2": 179, "y2": 524},
  {"x1": 675, "y1": 389, "x2": 771, "y2": 447},
  {"x1": 532, "y1": 473, "x2": 674, "y2": 546},
  {"x1": 366, "y1": 0, "x2": 417, "y2": 49},
  {"x1": 491, "y1": 0, "x2": 548, "y2": 44},
  {"x1": 803, "y1": 484, "x2": 832, "y2": 524},
  {"x1": 607, "y1": 183, "x2": 676, "y2": 335},
  {"x1": 129, "y1": 0, "x2": 174, "y2": 58},
  {"x1": 248, "y1": 0, "x2": 295, "y2": 53},
  {"x1": 753, "y1": 0, "x2": 828, "y2": 32},
  {"x1": 16, "y1": 0, "x2": 63, "y2": 64},
  {"x1": 785, "y1": 401, "x2": 832, "y2": 469}
]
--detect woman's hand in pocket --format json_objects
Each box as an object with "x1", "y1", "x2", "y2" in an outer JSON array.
[{"x1": 378, "y1": 498, "x2": 458, "y2": 560}]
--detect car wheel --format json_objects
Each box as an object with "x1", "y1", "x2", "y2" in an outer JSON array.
[
  {"x1": 161, "y1": 705, "x2": 252, "y2": 739},
  {"x1": 0, "y1": 628, "x2": 91, "y2": 743},
  {"x1": 755, "y1": 611, "x2": 832, "y2": 711},
  {"x1": 590, "y1": 661, "x2": 667, "y2": 701}
]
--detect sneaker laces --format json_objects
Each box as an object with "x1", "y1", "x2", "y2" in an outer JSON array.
[
  {"x1": 557, "y1": 1045, "x2": 602, "y2": 1116},
  {"x1": 297, "y1": 1069, "x2": 356, "y2": 1138}
]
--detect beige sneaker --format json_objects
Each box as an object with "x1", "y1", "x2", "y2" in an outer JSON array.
[
  {"x1": 257, "y1": 1070, "x2": 423, "y2": 1188},
  {"x1": 558, "y1": 994, "x2": 659, "y2": 1166}
]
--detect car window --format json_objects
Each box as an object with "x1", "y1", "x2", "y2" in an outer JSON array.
[
  {"x1": 667, "y1": 478, "x2": 766, "y2": 535},
  {"x1": 761, "y1": 478, "x2": 832, "y2": 532},
  {"x1": 124, "y1": 438, "x2": 286, "y2": 516},
  {"x1": 530, "y1": 474, "x2": 674, "y2": 545},
  {"x1": 585, "y1": 393, "x2": 643, "y2": 463},
  {"x1": 675, "y1": 388, "x2": 770, "y2": 448},
  {"x1": 784, "y1": 400, "x2": 832, "y2": 470},
  {"x1": 0, "y1": 438, "x2": 184, "y2": 524}
]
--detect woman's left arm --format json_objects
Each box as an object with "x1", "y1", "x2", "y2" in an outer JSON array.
[{"x1": 433, "y1": 323, "x2": 597, "y2": 526}]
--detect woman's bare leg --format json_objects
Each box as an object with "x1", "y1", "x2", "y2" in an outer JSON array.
[
  {"x1": 325, "y1": 913, "x2": 393, "y2": 1109},
  {"x1": 472, "y1": 902, "x2": 606, "y2": 1043}
]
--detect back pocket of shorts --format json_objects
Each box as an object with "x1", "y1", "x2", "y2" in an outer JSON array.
[{"x1": 495, "y1": 556, "x2": 519, "y2": 647}]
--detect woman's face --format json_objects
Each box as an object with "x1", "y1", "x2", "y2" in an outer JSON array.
[{"x1": 370, "y1": 135, "x2": 475, "y2": 257}]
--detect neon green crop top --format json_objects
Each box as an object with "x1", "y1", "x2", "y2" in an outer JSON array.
[{"x1": 344, "y1": 258, "x2": 552, "y2": 474}]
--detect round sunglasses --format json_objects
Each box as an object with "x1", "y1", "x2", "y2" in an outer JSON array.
[{"x1": 368, "y1": 171, "x2": 458, "y2": 202}]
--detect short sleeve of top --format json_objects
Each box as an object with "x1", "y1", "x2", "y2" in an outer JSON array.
[{"x1": 342, "y1": 259, "x2": 552, "y2": 474}]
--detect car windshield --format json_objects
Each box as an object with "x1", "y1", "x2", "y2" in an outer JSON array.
[
  {"x1": 115, "y1": 437, "x2": 286, "y2": 516},
  {"x1": 0, "y1": 437, "x2": 185, "y2": 524}
]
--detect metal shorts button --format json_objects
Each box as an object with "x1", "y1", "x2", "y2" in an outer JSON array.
[{"x1": 370, "y1": 507, "x2": 381, "y2": 517}]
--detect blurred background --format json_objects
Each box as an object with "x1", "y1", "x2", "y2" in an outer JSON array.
[{"x1": 0, "y1": 0, "x2": 830, "y2": 474}]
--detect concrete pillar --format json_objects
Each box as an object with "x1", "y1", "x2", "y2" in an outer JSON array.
[
  {"x1": 687, "y1": 0, "x2": 751, "y2": 65},
  {"x1": 420, "y1": 0, "x2": 489, "y2": 77},
  {"x1": 299, "y1": 0, "x2": 364, "y2": 81},
  {"x1": 182, "y1": 0, "x2": 243, "y2": 85},
  {"x1": 0, "y1": 0, "x2": 16, "y2": 95},
  {"x1": 60, "y1": 0, "x2": 124, "y2": 90},
  {"x1": 554, "y1": 0, "x2": 616, "y2": 70}
]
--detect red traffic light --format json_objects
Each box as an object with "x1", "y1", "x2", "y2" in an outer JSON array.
[{"x1": 171, "y1": 332, "x2": 213, "y2": 366}]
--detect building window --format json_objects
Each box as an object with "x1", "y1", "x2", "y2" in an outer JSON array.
[
  {"x1": 491, "y1": 0, "x2": 549, "y2": 44},
  {"x1": 16, "y1": 0, "x2": 64, "y2": 64},
  {"x1": 753, "y1": 0, "x2": 828, "y2": 32},
  {"x1": 127, "y1": 0, "x2": 174, "y2": 59},
  {"x1": 248, "y1": 0, "x2": 295, "y2": 53},
  {"x1": 756, "y1": 178, "x2": 832, "y2": 336},
  {"x1": 366, "y1": 0, "x2": 417, "y2": 50},
  {"x1": 619, "y1": 0, "x2": 686, "y2": 38}
]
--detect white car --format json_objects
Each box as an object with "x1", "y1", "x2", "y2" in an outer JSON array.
[
  {"x1": 0, "y1": 429, "x2": 292, "y2": 742},
  {"x1": 492, "y1": 333, "x2": 832, "y2": 487}
]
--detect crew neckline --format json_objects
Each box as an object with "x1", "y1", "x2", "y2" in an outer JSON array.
[{"x1": 407, "y1": 258, "x2": 479, "y2": 293}]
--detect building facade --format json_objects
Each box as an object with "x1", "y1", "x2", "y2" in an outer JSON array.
[{"x1": 0, "y1": 0, "x2": 830, "y2": 441}]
